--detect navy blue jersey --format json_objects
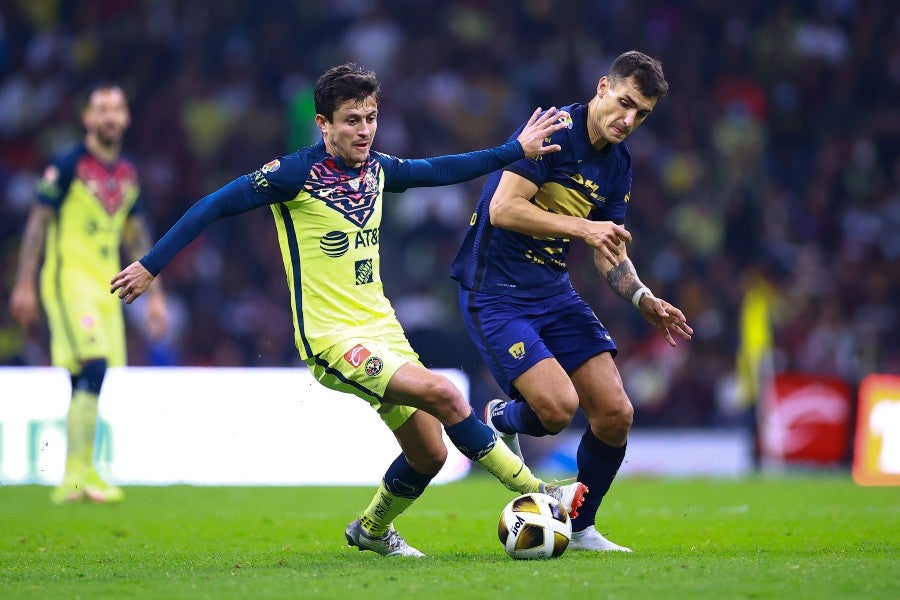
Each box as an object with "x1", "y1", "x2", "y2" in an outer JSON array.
[{"x1": 451, "y1": 103, "x2": 632, "y2": 298}]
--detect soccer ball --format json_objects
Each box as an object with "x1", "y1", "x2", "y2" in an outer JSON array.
[{"x1": 498, "y1": 492, "x2": 572, "y2": 559}]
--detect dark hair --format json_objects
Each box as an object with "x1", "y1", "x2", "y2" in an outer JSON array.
[
  {"x1": 80, "y1": 81, "x2": 126, "y2": 111},
  {"x1": 314, "y1": 63, "x2": 380, "y2": 122},
  {"x1": 609, "y1": 51, "x2": 668, "y2": 98}
]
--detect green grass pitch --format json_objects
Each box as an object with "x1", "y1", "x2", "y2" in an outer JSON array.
[{"x1": 1, "y1": 474, "x2": 897, "y2": 599}]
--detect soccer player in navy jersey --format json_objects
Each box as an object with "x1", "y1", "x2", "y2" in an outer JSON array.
[
  {"x1": 10, "y1": 83, "x2": 169, "y2": 504},
  {"x1": 452, "y1": 51, "x2": 694, "y2": 552},
  {"x1": 110, "y1": 63, "x2": 587, "y2": 557}
]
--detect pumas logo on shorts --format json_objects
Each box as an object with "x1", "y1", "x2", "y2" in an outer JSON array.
[
  {"x1": 365, "y1": 356, "x2": 383, "y2": 376},
  {"x1": 343, "y1": 343, "x2": 371, "y2": 368},
  {"x1": 508, "y1": 342, "x2": 526, "y2": 360}
]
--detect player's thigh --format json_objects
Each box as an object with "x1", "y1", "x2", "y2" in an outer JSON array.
[
  {"x1": 43, "y1": 290, "x2": 124, "y2": 372},
  {"x1": 384, "y1": 362, "x2": 470, "y2": 424},
  {"x1": 541, "y1": 295, "x2": 617, "y2": 375},
  {"x1": 511, "y1": 357, "x2": 579, "y2": 418},
  {"x1": 391, "y1": 409, "x2": 447, "y2": 475},
  {"x1": 570, "y1": 352, "x2": 633, "y2": 428},
  {"x1": 459, "y1": 289, "x2": 555, "y2": 399},
  {"x1": 305, "y1": 331, "x2": 420, "y2": 432}
]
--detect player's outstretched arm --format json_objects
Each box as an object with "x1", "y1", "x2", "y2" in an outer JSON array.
[
  {"x1": 110, "y1": 179, "x2": 259, "y2": 306},
  {"x1": 382, "y1": 107, "x2": 569, "y2": 191},
  {"x1": 110, "y1": 261, "x2": 155, "y2": 305},
  {"x1": 516, "y1": 107, "x2": 569, "y2": 158}
]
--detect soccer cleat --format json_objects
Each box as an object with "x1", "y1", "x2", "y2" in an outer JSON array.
[
  {"x1": 82, "y1": 469, "x2": 125, "y2": 504},
  {"x1": 484, "y1": 399, "x2": 524, "y2": 460},
  {"x1": 540, "y1": 481, "x2": 589, "y2": 519},
  {"x1": 569, "y1": 525, "x2": 632, "y2": 552},
  {"x1": 50, "y1": 479, "x2": 85, "y2": 504},
  {"x1": 345, "y1": 519, "x2": 425, "y2": 557}
]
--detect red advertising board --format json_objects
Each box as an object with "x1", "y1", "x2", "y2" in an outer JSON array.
[
  {"x1": 759, "y1": 373, "x2": 853, "y2": 466},
  {"x1": 852, "y1": 374, "x2": 900, "y2": 486}
]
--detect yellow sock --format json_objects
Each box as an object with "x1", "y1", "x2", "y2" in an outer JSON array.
[
  {"x1": 359, "y1": 482, "x2": 416, "y2": 537},
  {"x1": 475, "y1": 441, "x2": 542, "y2": 494},
  {"x1": 65, "y1": 389, "x2": 99, "y2": 476}
]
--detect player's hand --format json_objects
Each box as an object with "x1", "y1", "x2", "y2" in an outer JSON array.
[
  {"x1": 144, "y1": 291, "x2": 169, "y2": 340},
  {"x1": 583, "y1": 221, "x2": 632, "y2": 266},
  {"x1": 9, "y1": 281, "x2": 40, "y2": 328},
  {"x1": 110, "y1": 261, "x2": 155, "y2": 305},
  {"x1": 638, "y1": 296, "x2": 693, "y2": 347},
  {"x1": 517, "y1": 107, "x2": 570, "y2": 158}
]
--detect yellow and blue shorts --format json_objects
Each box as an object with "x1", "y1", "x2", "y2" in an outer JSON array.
[{"x1": 304, "y1": 327, "x2": 420, "y2": 431}]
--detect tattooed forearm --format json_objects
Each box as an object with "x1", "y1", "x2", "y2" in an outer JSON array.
[{"x1": 605, "y1": 258, "x2": 644, "y2": 303}]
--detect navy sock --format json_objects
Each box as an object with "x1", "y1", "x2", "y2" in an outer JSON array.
[
  {"x1": 492, "y1": 399, "x2": 552, "y2": 437},
  {"x1": 383, "y1": 454, "x2": 433, "y2": 499},
  {"x1": 572, "y1": 428, "x2": 626, "y2": 532},
  {"x1": 445, "y1": 412, "x2": 495, "y2": 461}
]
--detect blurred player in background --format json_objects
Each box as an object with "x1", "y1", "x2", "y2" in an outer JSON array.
[
  {"x1": 10, "y1": 83, "x2": 169, "y2": 504},
  {"x1": 452, "y1": 51, "x2": 693, "y2": 552},
  {"x1": 110, "y1": 63, "x2": 586, "y2": 557}
]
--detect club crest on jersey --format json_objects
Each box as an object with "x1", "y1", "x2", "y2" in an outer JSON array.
[
  {"x1": 508, "y1": 341, "x2": 526, "y2": 360},
  {"x1": 364, "y1": 356, "x2": 383, "y2": 376},
  {"x1": 37, "y1": 165, "x2": 62, "y2": 198},
  {"x1": 343, "y1": 343, "x2": 371, "y2": 368},
  {"x1": 306, "y1": 158, "x2": 381, "y2": 228}
]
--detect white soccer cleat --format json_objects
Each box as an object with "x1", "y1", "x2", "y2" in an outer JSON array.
[
  {"x1": 485, "y1": 399, "x2": 524, "y2": 460},
  {"x1": 345, "y1": 519, "x2": 425, "y2": 557},
  {"x1": 539, "y1": 481, "x2": 588, "y2": 519},
  {"x1": 569, "y1": 525, "x2": 632, "y2": 552}
]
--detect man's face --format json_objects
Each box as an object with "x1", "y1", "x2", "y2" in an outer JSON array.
[
  {"x1": 83, "y1": 88, "x2": 130, "y2": 147},
  {"x1": 592, "y1": 75, "x2": 657, "y2": 144},
  {"x1": 316, "y1": 96, "x2": 378, "y2": 167}
]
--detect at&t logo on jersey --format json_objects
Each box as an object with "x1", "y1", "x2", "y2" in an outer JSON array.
[
  {"x1": 320, "y1": 227, "x2": 379, "y2": 258},
  {"x1": 320, "y1": 231, "x2": 350, "y2": 257}
]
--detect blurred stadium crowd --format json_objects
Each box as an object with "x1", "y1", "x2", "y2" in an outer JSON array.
[{"x1": 0, "y1": 0, "x2": 897, "y2": 427}]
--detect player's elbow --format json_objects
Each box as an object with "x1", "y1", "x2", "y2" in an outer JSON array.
[{"x1": 488, "y1": 196, "x2": 514, "y2": 228}]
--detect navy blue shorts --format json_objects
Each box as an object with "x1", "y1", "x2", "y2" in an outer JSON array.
[{"x1": 459, "y1": 287, "x2": 617, "y2": 400}]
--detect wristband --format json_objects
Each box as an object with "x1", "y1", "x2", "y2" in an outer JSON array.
[{"x1": 631, "y1": 286, "x2": 651, "y2": 309}]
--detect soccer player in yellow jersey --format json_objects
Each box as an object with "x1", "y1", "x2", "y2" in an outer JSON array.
[
  {"x1": 10, "y1": 83, "x2": 168, "y2": 504},
  {"x1": 111, "y1": 64, "x2": 586, "y2": 556}
]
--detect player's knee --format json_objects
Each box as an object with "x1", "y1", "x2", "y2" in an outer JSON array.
[
  {"x1": 75, "y1": 359, "x2": 108, "y2": 395},
  {"x1": 420, "y1": 376, "x2": 468, "y2": 421},
  {"x1": 532, "y1": 392, "x2": 578, "y2": 434},
  {"x1": 592, "y1": 400, "x2": 634, "y2": 441}
]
